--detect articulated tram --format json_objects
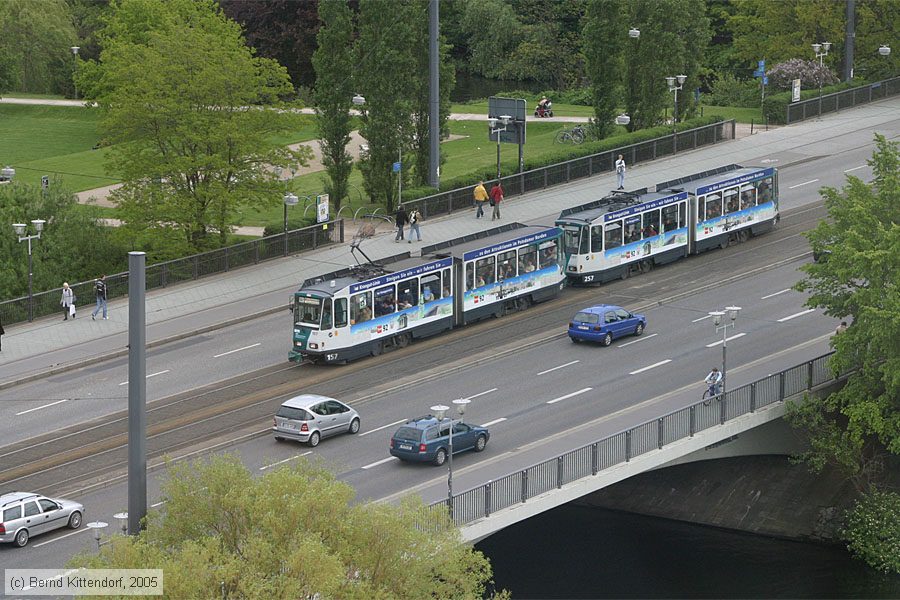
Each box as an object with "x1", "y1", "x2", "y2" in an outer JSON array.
[
  {"x1": 288, "y1": 225, "x2": 565, "y2": 364},
  {"x1": 288, "y1": 163, "x2": 779, "y2": 363}
]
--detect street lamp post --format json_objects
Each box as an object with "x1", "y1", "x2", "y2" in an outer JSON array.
[
  {"x1": 488, "y1": 115, "x2": 511, "y2": 181},
  {"x1": 812, "y1": 42, "x2": 831, "y2": 115},
  {"x1": 13, "y1": 219, "x2": 47, "y2": 322},
  {"x1": 708, "y1": 306, "x2": 741, "y2": 399},
  {"x1": 665, "y1": 75, "x2": 687, "y2": 134},
  {"x1": 0, "y1": 165, "x2": 14, "y2": 184},
  {"x1": 283, "y1": 192, "x2": 298, "y2": 257},
  {"x1": 431, "y1": 398, "x2": 470, "y2": 517},
  {"x1": 70, "y1": 46, "x2": 80, "y2": 100}
]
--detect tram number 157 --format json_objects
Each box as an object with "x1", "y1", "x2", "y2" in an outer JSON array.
[{"x1": 325, "y1": 353, "x2": 339, "y2": 361}]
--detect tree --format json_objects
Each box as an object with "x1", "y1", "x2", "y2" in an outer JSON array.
[
  {"x1": 312, "y1": 0, "x2": 355, "y2": 210},
  {"x1": 582, "y1": 0, "x2": 623, "y2": 139},
  {"x1": 355, "y1": 0, "x2": 418, "y2": 212},
  {"x1": 623, "y1": 0, "x2": 711, "y2": 130},
  {"x1": 766, "y1": 58, "x2": 839, "y2": 91},
  {"x1": 458, "y1": 0, "x2": 525, "y2": 80},
  {"x1": 854, "y1": 0, "x2": 900, "y2": 82},
  {"x1": 68, "y1": 455, "x2": 505, "y2": 599},
  {"x1": 843, "y1": 488, "x2": 900, "y2": 574},
  {"x1": 0, "y1": 0, "x2": 78, "y2": 95},
  {"x1": 82, "y1": 0, "x2": 310, "y2": 251},
  {"x1": 789, "y1": 135, "x2": 900, "y2": 489}
]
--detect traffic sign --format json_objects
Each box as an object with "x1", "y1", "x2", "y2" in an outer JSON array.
[
  {"x1": 753, "y1": 70, "x2": 764, "y2": 78},
  {"x1": 758, "y1": 59, "x2": 765, "y2": 69},
  {"x1": 392, "y1": 162, "x2": 401, "y2": 173},
  {"x1": 763, "y1": 76, "x2": 769, "y2": 85}
]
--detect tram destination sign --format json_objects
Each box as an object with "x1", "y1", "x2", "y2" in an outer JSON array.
[
  {"x1": 349, "y1": 257, "x2": 453, "y2": 294},
  {"x1": 604, "y1": 192, "x2": 688, "y2": 223},
  {"x1": 695, "y1": 167, "x2": 774, "y2": 196},
  {"x1": 464, "y1": 228, "x2": 560, "y2": 261}
]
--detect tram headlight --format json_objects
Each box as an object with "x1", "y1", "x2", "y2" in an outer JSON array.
[{"x1": 309, "y1": 342, "x2": 319, "y2": 349}]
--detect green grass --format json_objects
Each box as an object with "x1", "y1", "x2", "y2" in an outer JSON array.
[
  {"x1": 450, "y1": 101, "x2": 593, "y2": 118},
  {"x1": 699, "y1": 105, "x2": 763, "y2": 124}
]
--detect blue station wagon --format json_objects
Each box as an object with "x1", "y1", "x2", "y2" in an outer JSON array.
[
  {"x1": 390, "y1": 416, "x2": 490, "y2": 466},
  {"x1": 568, "y1": 304, "x2": 646, "y2": 345}
]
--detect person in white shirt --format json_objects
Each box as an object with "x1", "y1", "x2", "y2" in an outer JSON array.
[{"x1": 615, "y1": 155, "x2": 626, "y2": 190}]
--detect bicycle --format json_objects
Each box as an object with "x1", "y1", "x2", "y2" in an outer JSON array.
[
  {"x1": 701, "y1": 382, "x2": 721, "y2": 406},
  {"x1": 555, "y1": 125, "x2": 586, "y2": 145}
]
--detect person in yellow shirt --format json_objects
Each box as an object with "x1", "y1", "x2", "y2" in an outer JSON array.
[{"x1": 473, "y1": 180, "x2": 488, "y2": 219}]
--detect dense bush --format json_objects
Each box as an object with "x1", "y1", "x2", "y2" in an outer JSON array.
[
  {"x1": 767, "y1": 58, "x2": 838, "y2": 91},
  {"x1": 705, "y1": 74, "x2": 763, "y2": 108},
  {"x1": 762, "y1": 80, "x2": 863, "y2": 124},
  {"x1": 843, "y1": 488, "x2": 900, "y2": 574}
]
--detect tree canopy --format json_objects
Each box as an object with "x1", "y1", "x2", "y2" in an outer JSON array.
[
  {"x1": 69, "y1": 455, "x2": 503, "y2": 599},
  {"x1": 80, "y1": 0, "x2": 310, "y2": 251}
]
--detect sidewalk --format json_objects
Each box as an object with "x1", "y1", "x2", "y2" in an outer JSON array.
[{"x1": 1, "y1": 96, "x2": 897, "y2": 388}]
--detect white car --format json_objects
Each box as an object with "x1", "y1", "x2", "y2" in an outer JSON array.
[
  {"x1": 273, "y1": 394, "x2": 361, "y2": 447},
  {"x1": 0, "y1": 492, "x2": 84, "y2": 547}
]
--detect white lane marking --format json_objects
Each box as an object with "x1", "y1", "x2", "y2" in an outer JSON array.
[
  {"x1": 789, "y1": 178, "x2": 819, "y2": 189},
  {"x1": 844, "y1": 165, "x2": 867, "y2": 173},
  {"x1": 464, "y1": 388, "x2": 498, "y2": 400},
  {"x1": 16, "y1": 398, "x2": 68, "y2": 416},
  {"x1": 481, "y1": 417, "x2": 507, "y2": 427},
  {"x1": 362, "y1": 456, "x2": 398, "y2": 470},
  {"x1": 537, "y1": 360, "x2": 579, "y2": 375},
  {"x1": 360, "y1": 418, "x2": 406, "y2": 437},
  {"x1": 259, "y1": 450, "x2": 313, "y2": 471},
  {"x1": 32, "y1": 529, "x2": 90, "y2": 547},
  {"x1": 547, "y1": 387, "x2": 592, "y2": 405},
  {"x1": 119, "y1": 369, "x2": 170, "y2": 386},
  {"x1": 761, "y1": 288, "x2": 792, "y2": 300},
  {"x1": 151, "y1": 500, "x2": 167, "y2": 508},
  {"x1": 618, "y1": 333, "x2": 657, "y2": 347},
  {"x1": 692, "y1": 314, "x2": 712, "y2": 323},
  {"x1": 214, "y1": 343, "x2": 261, "y2": 358},
  {"x1": 629, "y1": 359, "x2": 672, "y2": 375},
  {"x1": 705, "y1": 332, "x2": 747, "y2": 347},
  {"x1": 777, "y1": 308, "x2": 816, "y2": 322},
  {"x1": 23, "y1": 569, "x2": 78, "y2": 590}
]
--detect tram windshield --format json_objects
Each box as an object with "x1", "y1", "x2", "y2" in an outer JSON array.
[
  {"x1": 294, "y1": 296, "x2": 323, "y2": 327},
  {"x1": 562, "y1": 225, "x2": 587, "y2": 255}
]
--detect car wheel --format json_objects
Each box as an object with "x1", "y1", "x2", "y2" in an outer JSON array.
[
  {"x1": 274, "y1": 436, "x2": 285, "y2": 442},
  {"x1": 14, "y1": 529, "x2": 29, "y2": 547},
  {"x1": 349, "y1": 418, "x2": 360, "y2": 434},
  {"x1": 570, "y1": 336, "x2": 581, "y2": 343},
  {"x1": 68, "y1": 511, "x2": 82, "y2": 529},
  {"x1": 433, "y1": 448, "x2": 447, "y2": 466},
  {"x1": 474, "y1": 435, "x2": 487, "y2": 452},
  {"x1": 635, "y1": 323, "x2": 644, "y2": 336},
  {"x1": 602, "y1": 332, "x2": 613, "y2": 346},
  {"x1": 307, "y1": 431, "x2": 321, "y2": 447}
]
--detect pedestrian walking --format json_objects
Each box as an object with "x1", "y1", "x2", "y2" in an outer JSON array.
[
  {"x1": 407, "y1": 207, "x2": 422, "y2": 243},
  {"x1": 490, "y1": 181, "x2": 504, "y2": 221},
  {"x1": 615, "y1": 154, "x2": 626, "y2": 190},
  {"x1": 91, "y1": 275, "x2": 108, "y2": 320},
  {"x1": 473, "y1": 180, "x2": 488, "y2": 219},
  {"x1": 394, "y1": 204, "x2": 408, "y2": 242},
  {"x1": 0, "y1": 313, "x2": 5, "y2": 352},
  {"x1": 835, "y1": 321, "x2": 848, "y2": 335},
  {"x1": 60, "y1": 282, "x2": 75, "y2": 320}
]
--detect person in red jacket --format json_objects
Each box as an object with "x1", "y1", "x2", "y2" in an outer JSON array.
[{"x1": 489, "y1": 181, "x2": 504, "y2": 221}]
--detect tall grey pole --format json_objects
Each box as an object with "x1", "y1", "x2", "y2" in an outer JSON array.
[
  {"x1": 127, "y1": 251, "x2": 147, "y2": 535},
  {"x1": 428, "y1": 0, "x2": 440, "y2": 188},
  {"x1": 844, "y1": 0, "x2": 855, "y2": 81}
]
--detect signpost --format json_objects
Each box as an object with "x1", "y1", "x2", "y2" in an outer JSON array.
[
  {"x1": 316, "y1": 194, "x2": 330, "y2": 224},
  {"x1": 487, "y1": 96, "x2": 527, "y2": 175},
  {"x1": 791, "y1": 79, "x2": 801, "y2": 103},
  {"x1": 754, "y1": 60, "x2": 767, "y2": 115}
]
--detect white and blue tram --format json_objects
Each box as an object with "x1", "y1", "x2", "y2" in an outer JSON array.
[
  {"x1": 557, "y1": 164, "x2": 779, "y2": 285},
  {"x1": 288, "y1": 224, "x2": 564, "y2": 363}
]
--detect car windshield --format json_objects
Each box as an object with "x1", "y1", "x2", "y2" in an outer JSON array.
[
  {"x1": 562, "y1": 225, "x2": 584, "y2": 256},
  {"x1": 393, "y1": 426, "x2": 423, "y2": 442},
  {"x1": 574, "y1": 312, "x2": 600, "y2": 324},
  {"x1": 294, "y1": 296, "x2": 323, "y2": 327}
]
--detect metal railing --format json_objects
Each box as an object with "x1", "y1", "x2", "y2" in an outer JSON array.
[
  {"x1": 0, "y1": 220, "x2": 345, "y2": 326},
  {"x1": 428, "y1": 352, "x2": 840, "y2": 527},
  {"x1": 403, "y1": 120, "x2": 736, "y2": 220},
  {"x1": 785, "y1": 76, "x2": 900, "y2": 124}
]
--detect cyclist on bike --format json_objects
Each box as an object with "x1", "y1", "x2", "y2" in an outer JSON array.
[{"x1": 704, "y1": 367, "x2": 722, "y2": 402}]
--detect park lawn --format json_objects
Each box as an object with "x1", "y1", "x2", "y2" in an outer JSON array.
[
  {"x1": 699, "y1": 105, "x2": 763, "y2": 124},
  {"x1": 451, "y1": 101, "x2": 594, "y2": 118}
]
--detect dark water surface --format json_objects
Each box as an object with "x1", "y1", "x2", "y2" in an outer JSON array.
[
  {"x1": 451, "y1": 71, "x2": 544, "y2": 103},
  {"x1": 476, "y1": 505, "x2": 900, "y2": 599}
]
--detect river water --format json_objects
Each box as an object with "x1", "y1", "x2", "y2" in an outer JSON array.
[{"x1": 476, "y1": 505, "x2": 900, "y2": 599}]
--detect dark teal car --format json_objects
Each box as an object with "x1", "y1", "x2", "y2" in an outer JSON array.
[
  {"x1": 568, "y1": 304, "x2": 646, "y2": 346},
  {"x1": 390, "y1": 416, "x2": 490, "y2": 466}
]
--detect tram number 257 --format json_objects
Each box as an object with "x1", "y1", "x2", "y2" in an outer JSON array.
[
  {"x1": 582, "y1": 275, "x2": 594, "y2": 283},
  {"x1": 325, "y1": 353, "x2": 339, "y2": 361}
]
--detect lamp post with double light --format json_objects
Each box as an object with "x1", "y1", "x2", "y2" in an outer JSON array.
[
  {"x1": 430, "y1": 398, "x2": 470, "y2": 517},
  {"x1": 488, "y1": 115, "x2": 512, "y2": 181},
  {"x1": 708, "y1": 306, "x2": 741, "y2": 399},
  {"x1": 13, "y1": 218, "x2": 47, "y2": 322},
  {"x1": 70, "y1": 46, "x2": 80, "y2": 100},
  {"x1": 283, "y1": 192, "x2": 298, "y2": 257},
  {"x1": 665, "y1": 75, "x2": 687, "y2": 134}
]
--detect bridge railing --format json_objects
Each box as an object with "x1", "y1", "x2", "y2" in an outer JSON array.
[{"x1": 430, "y1": 352, "x2": 838, "y2": 527}]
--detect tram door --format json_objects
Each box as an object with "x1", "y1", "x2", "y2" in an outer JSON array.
[{"x1": 451, "y1": 257, "x2": 467, "y2": 328}]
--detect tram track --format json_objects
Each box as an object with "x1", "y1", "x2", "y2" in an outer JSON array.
[{"x1": 0, "y1": 203, "x2": 827, "y2": 495}]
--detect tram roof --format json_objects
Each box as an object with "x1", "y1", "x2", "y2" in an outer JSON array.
[
  {"x1": 425, "y1": 224, "x2": 557, "y2": 259},
  {"x1": 556, "y1": 189, "x2": 679, "y2": 225},
  {"x1": 656, "y1": 164, "x2": 774, "y2": 196}
]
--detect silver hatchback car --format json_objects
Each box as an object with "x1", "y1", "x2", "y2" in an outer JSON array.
[
  {"x1": 0, "y1": 492, "x2": 84, "y2": 547},
  {"x1": 273, "y1": 394, "x2": 360, "y2": 447}
]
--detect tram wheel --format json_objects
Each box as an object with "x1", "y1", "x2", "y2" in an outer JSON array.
[
  {"x1": 396, "y1": 333, "x2": 411, "y2": 348},
  {"x1": 738, "y1": 229, "x2": 750, "y2": 243},
  {"x1": 640, "y1": 260, "x2": 653, "y2": 274},
  {"x1": 719, "y1": 236, "x2": 730, "y2": 250},
  {"x1": 370, "y1": 341, "x2": 384, "y2": 356}
]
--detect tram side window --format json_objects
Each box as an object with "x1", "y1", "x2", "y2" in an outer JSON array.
[
  {"x1": 624, "y1": 216, "x2": 641, "y2": 244},
  {"x1": 442, "y1": 269, "x2": 452, "y2": 297},
  {"x1": 334, "y1": 298, "x2": 348, "y2": 328},
  {"x1": 590, "y1": 225, "x2": 603, "y2": 252},
  {"x1": 679, "y1": 202, "x2": 686, "y2": 227},
  {"x1": 321, "y1": 299, "x2": 333, "y2": 330},
  {"x1": 374, "y1": 285, "x2": 396, "y2": 317},
  {"x1": 757, "y1": 178, "x2": 773, "y2": 204},
  {"x1": 498, "y1": 250, "x2": 517, "y2": 281},
  {"x1": 398, "y1": 279, "x2": 418, "y2": 308},
  {"x1": 662, "y1": 204, "x2": 679, "y2": 232},
  {"x1": 539, "y1": 240, "x2": 559, "y2": 267},
  {"x1": 518, "y1": 245, "x2": 538, "y2": 273},
  {"x1": 350, "y1": 291, "x2": 372, "y2": 324},
  {"x1": 642, "y1": 209, "x2": 660, "y2": 237},
  {"x1": 420, "y1": 273, "x2": 440, "y2": 302},
  {"x1": 703, "y1": 194, "x2": 722, "y2": 220},
  {"x1": 605, "y1": 221, "x2": 623, "y2": 250},
  {"x1": 475, "y1": 257, "x2": 495, "y2": 287},
  {"x1": 723, "y1": 188, "x2": 739, "y2": 214},
  {"x1": 465, "y1": 262, "x2": 475, "y2": 291},
  {"x1": 741, "y1": 185, "x2": 756, "y2": 209}
]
